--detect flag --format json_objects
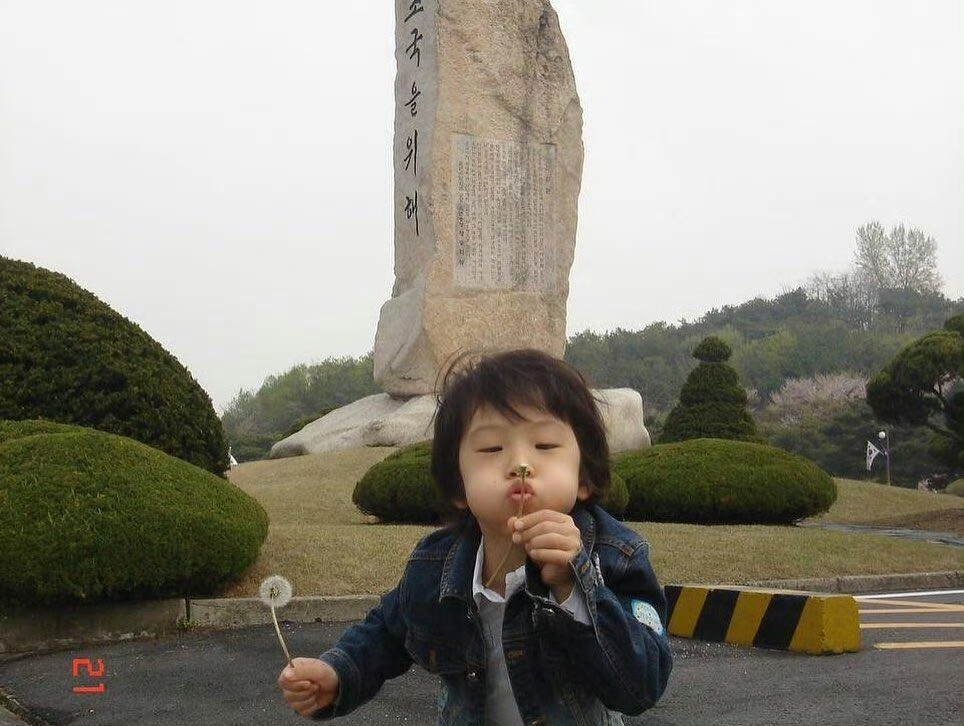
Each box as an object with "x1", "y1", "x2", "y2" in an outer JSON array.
[{"x1": 866, "y1": 441, "x2": 882, "y2": 471}]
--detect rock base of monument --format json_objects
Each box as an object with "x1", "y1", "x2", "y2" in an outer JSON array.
[{"x1": 269, "y1": 389, "x2": 651, "y2": 459}]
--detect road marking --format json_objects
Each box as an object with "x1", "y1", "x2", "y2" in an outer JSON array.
[
  {"x1": 874, "y1": 641, "x2": 964, "y2": 650},
  {"x1": 860, "y1": 606, "x2": 964, "y2": 614},
  {"x1": 860, "y1": 622, "x2": 964, "y2": 629},
  {"x1": 856, "y1": 589, "x2": 964, "y2": 599},
  {"x1": 856, "y1": 598, "x2": 964, "y2": 611}
]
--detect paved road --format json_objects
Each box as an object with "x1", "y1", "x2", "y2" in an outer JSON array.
[{"x1": 2, "y1": 590, "x2": 962, "y2": 726}]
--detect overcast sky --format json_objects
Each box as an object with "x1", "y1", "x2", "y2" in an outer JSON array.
[{"x1": 1, "y1": 0, "x2": 961, "y2": 412}]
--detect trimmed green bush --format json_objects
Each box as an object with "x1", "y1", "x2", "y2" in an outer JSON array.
[
  {"x1": 946, "y1": 478, "x2": 964, "y2": 498},
  {"x1": 661, "y1": 336, "x2": 759, "y2": 443},
  {"x1": 604, "y1": 471, "x2": 630, "y2": 520},
  {"x1": 693, "y1": 336, "x2": 732, "y2": 363},
  {"x1": 353, "y1": 441, "x2": 630, "y2": 523},
  {"x1": 613, "y1": 438, "x2": 837, "y2": 524},
  {"x1": 0, "y1": 424, "x2": 268, "y2": 607},
  {"x1": 353, "y1": 441, "x2": 439, "y2": 523},
  {"x1": 0, "y1": 256, "x2": 228, "y2": 473},
  {"x1": 0, "y1": 419, "x2": 89, "y2": 446},
  {"x1": 945, "y1": 314, "x2": 964, "y2": 337}
]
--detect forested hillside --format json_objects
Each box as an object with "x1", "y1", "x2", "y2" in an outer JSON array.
[{"x1": 566, "y1": 286, "x2": 959, "y2": 413}]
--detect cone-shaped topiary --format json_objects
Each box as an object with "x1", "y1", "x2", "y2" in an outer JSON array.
[
  {"x1": 660, "y1": 336, "x2": 759, "y2": 443},
  {"x1": 613, "y1": 438, "x2": 836, "y2": 524},
  {"x1": 0, "y1": 422, "x2": 268, "y2": 607},
  {"x1": 0, "y1": 256, "x2": 228, "y2": 473},
  {"x1": 692, "y1": 336, "x2": 732, "y2": 363},
  {"x1": 353, "y1": 440, "x2": 630, "y2": 523}
]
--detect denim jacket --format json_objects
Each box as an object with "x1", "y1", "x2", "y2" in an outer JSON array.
[{"x1": 317, "y1": 503, "x2": 673, "y2": 725}]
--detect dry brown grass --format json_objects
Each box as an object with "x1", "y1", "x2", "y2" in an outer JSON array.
[
  {"x1": 225, "y1": 450, "x2": 964, "y2": 597},
  {"x1": 806, "y1": 477, "x2": 964, "y2": 525},
  {"x1": 223, "y1": 448, "x2": 433, "y2": 597},
  {"x1": 635, "y1": 522, "x2": 962, "y2": 585}
]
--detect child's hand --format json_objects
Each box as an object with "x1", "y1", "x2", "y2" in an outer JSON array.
[
  {"x1": 510, "y1": 509, "x2": 582, "y2": 602},
  {"x1": 278, "y1": 657, "x2": 340, "y2": 717}
]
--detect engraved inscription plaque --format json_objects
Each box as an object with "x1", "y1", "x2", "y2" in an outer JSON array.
[{"x1": 452, "y1": 134, "x2": 556, "y2": 292}]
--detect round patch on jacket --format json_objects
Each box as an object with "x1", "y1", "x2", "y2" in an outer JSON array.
[{"x1": 631, "y1": 599, "x2": 664, "y2": 635}]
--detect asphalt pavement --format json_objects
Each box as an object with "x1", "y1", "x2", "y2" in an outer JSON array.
[{"x1": 3, "y1": 594, "x2": 963, "y2": 726}]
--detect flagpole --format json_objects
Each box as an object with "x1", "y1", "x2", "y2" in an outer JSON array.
[{"x1": 878, "y1": 430, "x2": 890, "y2": 486}]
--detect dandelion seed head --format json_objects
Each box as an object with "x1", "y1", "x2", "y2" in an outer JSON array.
[{"x1": 259, "y1": 575, "x2": 293, "y2": 609}]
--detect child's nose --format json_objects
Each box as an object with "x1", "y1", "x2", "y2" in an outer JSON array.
[{"x1": 508, "y1": 463, "x2": 532, "y2": 479}]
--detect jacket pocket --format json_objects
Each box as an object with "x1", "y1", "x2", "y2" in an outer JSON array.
[{"x1": 405, "y1": 627, "x2": 466, "y2": 675}]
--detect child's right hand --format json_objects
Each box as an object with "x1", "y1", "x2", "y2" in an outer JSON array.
[{"x1": 278, "y1": 657, "x2": 340, "y2": 716}]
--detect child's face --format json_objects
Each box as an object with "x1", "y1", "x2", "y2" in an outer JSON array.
[{"x1": 457, "y1": 403, "x2": 588, "y2": 536}]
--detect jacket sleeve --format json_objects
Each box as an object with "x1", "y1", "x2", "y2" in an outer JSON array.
[
  {"x1": 313, "y1": 586, "x2": 412, "y2": 719},
  {"x1": 529, "y1": 539, "x2": 673, "y2": 715}
]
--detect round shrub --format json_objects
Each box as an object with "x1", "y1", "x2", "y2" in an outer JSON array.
[
  {"x1": 353, "y1": 441, "x2": 440, "y2": 523},
  {"x1": 946, "y1": 478, "x2": 964, "y2": 498},
  {"x1": 353, "y1": 441, "x2": 630, "y2": 523},
  {"x1": 944, "y1": 314, "x2": 964, "y2": 337},
  {"x1": 0, "y1": 425, "x2": 268, "y2": 607},
  {"x1": 604, "y1": 471, "x2": 630, "y2": 520},
  {"x1": 0, "y1": 256, "x2": 228, "y2": 473},
  {"x1": 0, "y1": 419, "x2": 89, "y2": 445},
  {"x1": 613, "y1": 438, "x2": 837, "y2": 524}
]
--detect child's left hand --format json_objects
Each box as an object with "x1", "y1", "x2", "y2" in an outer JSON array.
[{"x1": 510, "y1": 510, "x2": 582, "y2": 602}]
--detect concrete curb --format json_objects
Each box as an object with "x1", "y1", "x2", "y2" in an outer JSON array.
[
  {"x1": 665, "y1": 585, "x2": 860, "y2": 654},
  {"x1": 1, "y1": 571, "x2": 961, "y2": 656},
  {"x1": 188, "y1": 595, "x2": 380, "y2": 628},
  {"x1": 742, "y1": 569, "x2": 964, "y2": 594},
  {"x1": 0, "y1": 599, "x2": 185, "y2": 656}
]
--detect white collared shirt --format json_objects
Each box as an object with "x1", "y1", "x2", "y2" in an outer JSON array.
[{"x1": 470, "y1": 541, "x2": 591, "y2": 726}]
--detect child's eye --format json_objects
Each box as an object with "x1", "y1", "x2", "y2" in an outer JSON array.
[
  {"x1": 535, "y1": 443, "x2": 560, "y2": 450},
  {"x1": 478, "y1": 446, "x2": 502, "y2": 453}
]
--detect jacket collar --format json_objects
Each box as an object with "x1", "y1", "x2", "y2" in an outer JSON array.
[{"x1": 438, "y1": 504, "x2": 599, "y2": 604}]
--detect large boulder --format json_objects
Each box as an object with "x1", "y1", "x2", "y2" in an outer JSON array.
[{"x1": 271, "y1": 388, "x2": 649, "y2": 458}]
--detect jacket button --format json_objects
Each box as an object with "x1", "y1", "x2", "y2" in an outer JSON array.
[{"x1": 467, "y1": 671, "x2": 478, "y2": 681}]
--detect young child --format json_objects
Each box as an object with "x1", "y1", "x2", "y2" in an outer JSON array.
[{"x1": 278, "y1": 349, "x2": 673, "y2": 725}]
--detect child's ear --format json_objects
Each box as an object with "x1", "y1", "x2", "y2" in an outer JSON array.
[
  {"x1": 453, "y1": 497, "x2": 469, "y2": 510},
  {"x1": 576, "y1": 483, "x2": 591, "y2": 502}
]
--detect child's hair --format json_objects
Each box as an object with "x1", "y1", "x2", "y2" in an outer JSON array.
[{"x1": 431, "y1": 348, "x2": 610, "y2": 520}]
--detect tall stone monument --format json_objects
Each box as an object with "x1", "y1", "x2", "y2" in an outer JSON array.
[
  {"x1": 270, "y1": 0, "x2": 652, "y2": 459},
  {"x1": 373, "y1": 0, "x2": 584, "y2": 397}
]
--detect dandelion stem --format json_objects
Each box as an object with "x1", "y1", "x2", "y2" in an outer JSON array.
[
  {"x1": 484, "y1": 467, "x2": 528, "y2": 591},
  {"x1": 270, "y1": 605, "x2": 293, "y2": 667}
]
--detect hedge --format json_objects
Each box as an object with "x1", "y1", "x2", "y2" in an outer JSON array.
[
  {"x1": 353, "y1": 441, "x2": 629, "y2": 523},
  {"x1": 613, "y1": 438, "x2": 836, "y2": 524},
  {"x1": 0, "y1": 256, "x2": 228, "y2": 473},
  {"x1": 0, "y1": 423, "x2": 268, "y2": 607}
]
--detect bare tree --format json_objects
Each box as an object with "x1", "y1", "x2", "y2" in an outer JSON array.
[
  {"x1": 854, "y1": 221, "x2": 943, "y2": 293},
  {"x1": 804, "y1": 268, "x2": 877, "y2": 329}
]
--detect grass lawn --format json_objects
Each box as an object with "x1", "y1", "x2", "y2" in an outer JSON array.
[{"x1": 224, "y1": 449, "x2": 964, "y2": 599}]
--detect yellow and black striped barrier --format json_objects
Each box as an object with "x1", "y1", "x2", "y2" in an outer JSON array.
[{"x1": 665, "y1": 585, "x2": 860, "y2": 654}]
